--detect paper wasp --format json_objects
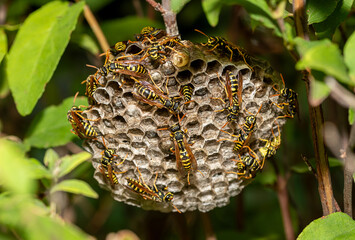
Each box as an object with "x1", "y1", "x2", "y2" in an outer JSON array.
[
  {"x1": 158, "y1": 115, "x2": 203, "y2": 185},
  {"x1": 99, "y1": 137, "x2": 127, "y2": 186},
  {"x1": 259, "y1": 120, "x2": 281, "y2": 159},
  {"x1": 271, "y1": 74, "x2": 299, "y2": 119},
  {"x1": 109, "y1": 41, "x2": 128, "y2": 56},
  {"x1": 135, "y1": 26, "x2": 166, "y2": 42},
  {"x1": 218, "y1": 104, "x2": 262, "y2": 153},
  {"x1": 126, "y1": 167, "x2": 181, "y2": 213},
  {"x1": 67, "y1": 98, "x2": 100, "y2": 140},
  {"x1": 227, "y1": 146, "x2": 264, "y2": 179},
  {"x1": 81, "y1": 75, "x2": 99, "y2": 105},
  {"x1": 194, "y1": 29, "x2": 253, "y2": 70},
  {"x1": 179, "y1": 84, "x2": 194, "y2": 103},
  {"x1": 212, "y1": 71, "x2": 243, "y2": 129}
]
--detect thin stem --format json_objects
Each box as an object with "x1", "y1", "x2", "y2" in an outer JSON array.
[
  {"x1": 271, "y1": 159, "x2": 295, "y2": 240},
  {"x1": 344, "y1": 122, "x2": 355, "y2": 217},
  {"x1": 145, "y1": 0, "x2": 180, "y2": 37},
  {"x1": 81, "y1": 3, "x2": 109, "y2": 52},
  {"x1": 293, "y1": 0, "x2": 338, "y2": 215},
  {"x1": 201, "y1": 212, "x2": 217, "y2": 240},
  {"x1": 132, "y1": 0, "x2": 144, "y2": 17}
]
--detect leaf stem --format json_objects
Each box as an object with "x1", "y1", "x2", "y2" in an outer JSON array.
[
  {"x1": 81, "y1": 3, "x2": 109, "y2": 52},
  {"x1": 145, "y1": 0, "x2": 180, "y2": 37}
]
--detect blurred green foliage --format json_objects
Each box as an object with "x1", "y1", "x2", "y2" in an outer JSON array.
[{"x1": 0, "y1": 0, "x2": 354, "y2": 239}]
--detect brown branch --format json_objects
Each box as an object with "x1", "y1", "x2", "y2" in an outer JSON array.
[
  {"x1": 293, "y1": 0, "x2": 338, "y2": 215},
  {"x1": 344, "y1": 122, "x2": 355, "y2": 217},
  {"x1": 81, "y1": 3, "x2": 109, "y2": 52},
  {"x1": 145, "y1": 0, "x2": 180, "y2": 37},
  {"x1": 301, "y1": 155, "x2": 318, "y2": 177},
  {"x1": 132, "y1": 0, "x2": 144, "y2": 17},
  {"x1": 270, "y1": 159, "x2": 295, "y2": 240},
  {"x1": 201, "y1": 213, "x2": 217, "y2": 240}
]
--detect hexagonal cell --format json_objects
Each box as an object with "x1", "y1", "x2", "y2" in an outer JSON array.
[
  {"x1": 206, "y1": 60, "x2": 222, "y2": 75},
  {"x1": 202, "y1": 124, "x2": 219, "y2": 140},
  {"x1": 127, "y1": 128, "x2": 144, "y2": 142},
  {"x1": 176, "y1": 69, "x2": 193, "y2": 85},
  {"x1": 112, "y1": 115, "x2": 127, "y2": 129},
  {"x1": 153, "y1": 108, "x2": 171, "y2": 126},
  {"x1": 197, "y1": 105, "x2": 214, "y2": 123},
  {"x1": 125, "y1": 44, "x2": 143, "y2": 55},
  {"x1": 189, "y1": 59, "x2": 206, "y2": 73},
  {"x1": 106, "y1": 80, "x2": 122, "y2": 96},
  {"x1": 194, "y1": 87, "x2": 210, "y2": 98},
  {"x1": 192, "y1": 73, "x2": 208, "y2": 86},
  {"x1": 204, "y1": 140, "x2": 220, "y2": 155},
  {"x1": 94, "y1": 88, "x2": 110, "y2": 104},
  {"x1": 221, "y1": 65, "x2": 238, "y2": 76},
  {"x1": 160, "y1": 61, "x2": 176, "y2": 76}
]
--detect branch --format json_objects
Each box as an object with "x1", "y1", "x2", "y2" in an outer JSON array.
[
  {"x1": 325, "y1": 77, "x2": 355, "y2": 109},
  {"x1": 201, "y1": 213, "x2": 217, "y2": 240},
  {"x1": 81, "y1": 3, "x2": 110, "y2": 52},
  {"x1": 293, "y1": 0, "x2": 338, "y2": 215},
  {"x1": 145, "y1": 0, "x2": 180, "y2": 37}
]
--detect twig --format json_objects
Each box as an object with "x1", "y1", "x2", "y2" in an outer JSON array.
[
  {"x1": 236, "y1": 194, "x2": 245, "y2": 230},
  {"x1": 270, "y1": 159, "x2": 295, "y2": 240},
  {"x1": 325, "y1": 77, "x2": 355, "y2": 109},
  {"x1": 301, "y1": 155, "x2": 317, "y2": 177},
  {"x1": 201, "y1": 213, "x2": 217, "y2": 240},
  {"x1": 344, "y1": 122, "x2": 355, "y2": 217},
  {"x1": 81, "y1": 3, "x2": 109, "y2": 52},
  {"x1": 145, "y1": 0, "x2": 180, "y2": 37},
  {"x1": 132, "y1": 0, "x2": 144, "y2": 17},
  {"x1": 293, "y1": 0, "x2": 338, "y2": 215}
]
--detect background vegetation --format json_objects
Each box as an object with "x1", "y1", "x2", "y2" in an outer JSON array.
[{"x1": 0, "y1": 0, "x2": 354, "y2": 239}]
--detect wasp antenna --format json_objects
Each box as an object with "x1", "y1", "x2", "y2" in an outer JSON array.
[
  {"x1": 130, "y1": 76, "x2": 140, "y2": 83},
  {"x1": 86, "y1": 64, "x2": 99, "y2": 70},
  {"x1": 179, "y1": 113, "x2": 187, "y2": 123},
  {"x1": 255, "y1": 103, "x2": 263, "y2": 116},
  {"x1": 101, "y1": 136, "x2": 108, "y2": 149},
  {"x1": 73, "y1": 91, "x2": 80, "y2": 104},
  {"x1": 194, "y1": 29, "x2": 209, "y2": 38},
  {"x1": 280, "y1": 73, "x2": 286, "y2": 87},
  {"x1": 173, "y1": 204, "x2": 182, "y2": 214}
]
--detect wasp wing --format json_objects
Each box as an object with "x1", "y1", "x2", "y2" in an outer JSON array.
[
  {"x1": 183, "y1": 136, "x2": 197, "y2": 172},
  {"x1": 173, "y1": 138, "x2": 185, "y2": 175},
  {"x1": 225, "y1": 71, "x2": 233, "y2": 108},
  {"x1": 237, "y1": 72, "x2": 243, "y2": 108}
]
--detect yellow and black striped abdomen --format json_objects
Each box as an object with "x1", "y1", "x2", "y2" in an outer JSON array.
[{"x1": 83, "y1": 122, "x2": 97, "y2": 137}]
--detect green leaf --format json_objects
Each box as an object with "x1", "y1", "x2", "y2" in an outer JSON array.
[
  {"x1": 328, "y1": 157, "x2": 343, "y2": 168},
  {"x1": 313, "y1": 0, "x2": 354, "y2": 39},
  {"x1": 100, "y1": 17, "x2": 162, "y2": 45},
  {"x1": 344, "y1": 31, "x2": 355, "y2": 83},
  {"x1": 25, "y1": 158, "x2": 52, "y2": 179},
  {"x1": 291, "y1": 157, "x2": 341, "y2": 174},
  {"x1": 58, "y1": 151, "x2": 92, "y2": 178},
  {"x1": 0, "y1": 138, "x2": 35, "y2": 194},
  {"x1": 0, "y1": 28, "x2": 7, "y2": 65},
  {"x1": 51, "y1": 179, "x2": 98, "y2": 198},
  {"x1": 171, "y1": 0, "x2": 191, "y2": 13},
  {"x1": 24, "y1": 96, "x2": 87, "y2": 148},
  {"x1": 7, "y1": 1, "x2": 84, "y2": 116},
  {"x1": 296, "y1": 40, "x2": 352, "y2": 85},
  {"x1": 71, "y1": 33, "x2": 99, "y2": 55},
  {"x1": 298, "y1": 212, "x2": 355, "y2": 239},
  {"x1": 309, "y1": 79, "x2": 330, "y2": 106},
  {"x1": 43, "y1": 148, "x2": 59, "y2": 171},
  {"x1": 306, "y1": 0, "x2": 339, "y2": 24},
  {"x1": 201, "y1": 0, "x2": 223, "y2": 27},
  {"x1": 349, "y1": 108, "x2": 355, "y2": 125},
  {"x1": 293, "y1": 37, "x2": 324, "y2": 56}
]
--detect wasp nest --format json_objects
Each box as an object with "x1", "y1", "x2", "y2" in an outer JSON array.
[{"x1": 79, "y1": 28, "x2": 289, "y2": 213}]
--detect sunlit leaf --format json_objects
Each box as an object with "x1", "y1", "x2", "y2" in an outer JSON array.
[
  {"x1": 24, "y1": 96, "x2": 87, "y2": 149},
  {"x1": 296, "y1": 40, "x2": 352, "y2": 85},
  {"x1": 0, "y1": 138, "x2": 35, "y2": 194},
  {"x1": 25, "y1": 158, "x2": 52, "y2": 179},
  {"x1": 58, "y1": 151, "x2": 92, "y2": 178},
  {"x1": 201, "y1": 0, "x2": 223, "y2": 27},
  {"x1": 349, "y1": 108, "x2": 355, "y2": 125},
  {"x1": 313, "y1": 0, "x2": 354, "y2": 39},
  {"x1": 71, "y1": 33, "x2": 99, "y2": 55},
  {"x1": 43, "y1": 148, "x2": 59, "y2": 172},
  {"x1": 0, "y1": 29, "x2": 7, "y2": 65},
  {"x1": 51, "y1": 179, "x2": 98, "y2": 199},
  {"x1": 306, "y1": 0, "x2": 339, "y2": 24},
  {"x1": 309, "y1": 79, "x2": 330, "y2": 106},
  {"x1": 344, "y1": 31, "x2": 355, "y2": 83},
  {"x1": 7, "y1": 1, "x2": 84, "y2": 116},
  {"x1": 298, "y1": 212, "x2": 355, "y2": 239},
  {"x1": 171, "y1": 0, "x2": 191, "y2": 13}
]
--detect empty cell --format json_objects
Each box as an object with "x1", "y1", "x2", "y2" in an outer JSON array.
[
  {"x1": 189, "y1": 59, "x2": 206, "y2": 73},
  {"x1": 202, "y1": 124, "x2": 219, "y2": 139},
  {"x1": 103, "y1": 119, "x2": 114, "y2": 128},
  {"x1": 206, "y1": 60, "x2": 222, "y2": 75},
  {"x1": 176, "y1": 70, "x2": 193, "y2": 85},
  {"x1": 197, "y1": 105, "x2": 214, "y2": 122},
  {"x1": 125, "y1": 44, "x2": 143, "y2": 55},
  {"x1": 161, "y1": 61, "x2": 176, "y2": 75},
  {"x1": 221, "y1": 65, "x2": 237, "y2": 76},
  {"x1": 185, "y1": 119, "x2": 200, "y2": 135},
  {"x1": 94, "y1": 88, "x2": 110, "y2": 104},
  {"x1": 112, "y1": 115, "x2": 127, "y2": 129},
  {"x1": 106, "y1": 80, "x2": 122, "y2": 95},
  {"x1": 192, "y1": 73, "x2": 208, "y2": 85},
  {"x1": 194, "y1": 87, "x2": 210, "y2": 97},
  {"x1": 128, "y1": 128, "x2": 144, "y2": 140},
  {"x1": 204, "y1": 140, "x2": 220, "y2": 155}
]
